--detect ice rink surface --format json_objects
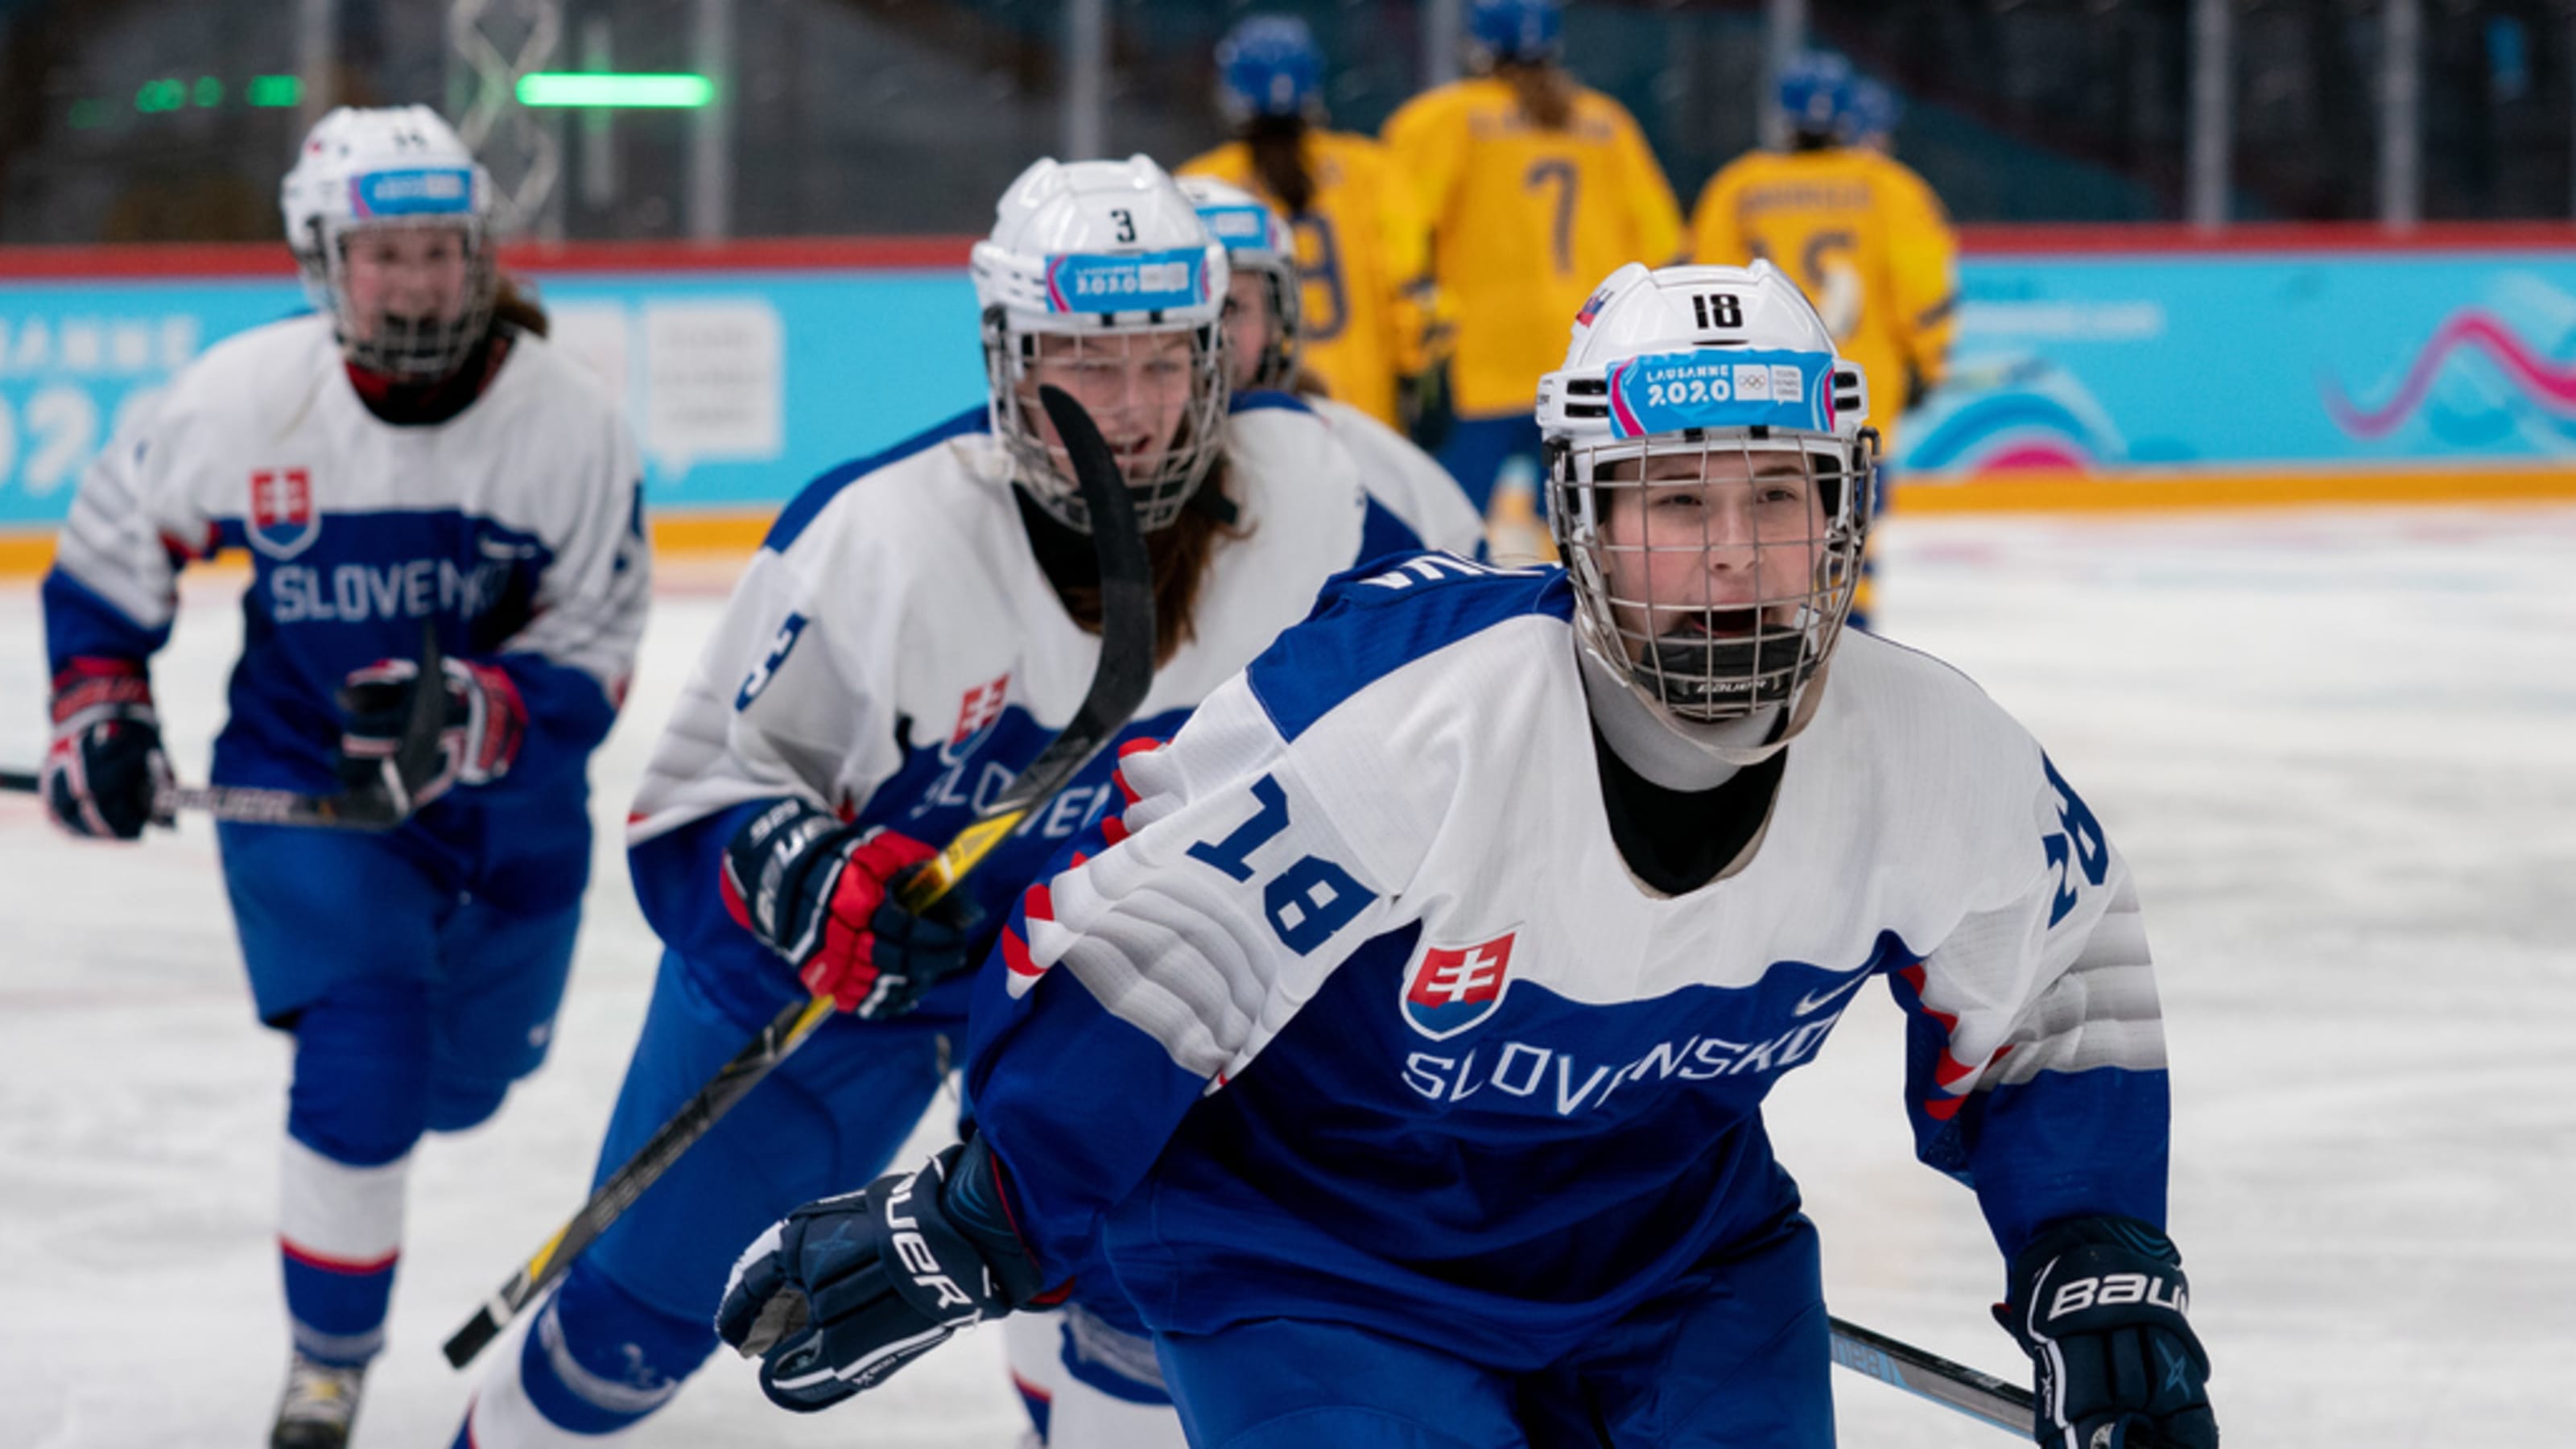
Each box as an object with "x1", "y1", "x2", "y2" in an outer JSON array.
[{"x1": 3, "y1": 505, "x2": 2572, "y2": 1448}]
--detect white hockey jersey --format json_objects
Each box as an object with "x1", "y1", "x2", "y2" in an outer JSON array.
[
  {"x1": 42, "y1": 314, "x2": 648, "y2": 893},
  {"x1": 969, "y1": 555, "x2": 2171, "y2": 1369},
  {"x1": 624, "y1": 397, "x2": 1378, "y2": 1031},
  {"x1": 1313, "y1": 394, "x2": 1487, "y2": 561}
]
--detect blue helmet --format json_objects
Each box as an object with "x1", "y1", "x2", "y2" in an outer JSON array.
[
  {"x1": 1776, "y1": 51, "x2": 1856, "y2": 138},
  {"x1": 1216, "y1": 15, "x2": 1325, "y2": 124},
  {"x1": 1468, "y1": 0, "x2": 1563, "y2": 67},
  {"x1": 1846, "y1": 76, "x2": 1901, "y2": 142}
]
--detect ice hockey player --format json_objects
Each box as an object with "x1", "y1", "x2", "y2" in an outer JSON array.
[
  {"x1": 1180, "y1": 175, "x2": 1485, "y2": 562},
  {"x1": 1690, "y1": 54, "x2": 1957, "y2": 626},
  {"x1": 1382, "y1": 0, "x2": 1684, "y2": 516},
  {"x1": 450, "y1": 154, "x2": 1418, "y2": 1447},
  {"x1": 712, "y1": 260, "x2": 2219, "y2": 1449},
  {"x1": 39, "y1": 105, "x2": 648, "y2": 1448},
  {"x1": 1182, "y1": 14, "x2": 1447, "y2": 437}
]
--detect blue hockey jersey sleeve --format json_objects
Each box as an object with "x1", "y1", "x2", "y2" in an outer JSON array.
[{"x1": 1894, "y1": 753, "x2": 2171, "y2": 1258}]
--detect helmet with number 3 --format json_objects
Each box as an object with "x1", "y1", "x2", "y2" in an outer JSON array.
[
  {"x1": 279, "y1": 105, "x2": 500, "y2": 381},
  {"x1": 972, "y1": 155, "x2": 1232, "y2": 533},
  {"x1": 1537, "y1": 260, "x2": 1876, "y2": 736}
]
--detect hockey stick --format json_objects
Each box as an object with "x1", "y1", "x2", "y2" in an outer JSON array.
[
  {"x1": 440, "y1": 385, "x2": 1158, "y2": 1370},
  {"x1": 1829, "y1": 1315, "x2": 2033, "y2": 1435},
  {"x1": 2, "y1": 623, "x2": 449, "y2": 832}
]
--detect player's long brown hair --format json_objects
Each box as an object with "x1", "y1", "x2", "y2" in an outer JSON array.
[
  {"x1": 493, "y1": 272, "x2": 550, "y2": 337},
  {"x1": 1243, "y1": 116, "x2": 1317, "y2": 217},
  {"x1": 1498, "y1": 60, "x2": 1575, "y2": 130},
  {"x1": 1055, "y1": 458, "x2": 1247, "y2": 666}
]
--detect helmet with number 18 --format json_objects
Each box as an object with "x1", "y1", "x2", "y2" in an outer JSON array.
[
  {"x1": 972, "y1": 155, "x2": 1232, "y2": 533},
  {"x1": 1538, "y1": 260, "x2": 1876, "y2": 739},
  {"x1": 279, "y1": 105, "x2": 500, "y2": 381}
]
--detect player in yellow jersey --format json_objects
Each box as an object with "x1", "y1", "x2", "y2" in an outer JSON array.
[
  {"x1": 1690, "y1": 54, "x2": 1957, "y2": 626},
  {"x1": 1382, "y1": 0, "x2": 1683, "y2": 516},
  {"x1": 1180, "y1": 15, "x2": 1443, "y2": 433}
]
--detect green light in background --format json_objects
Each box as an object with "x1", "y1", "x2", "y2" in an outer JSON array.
[
  {"x1": 247, "y1": 75, "x2": 302, "y2": 108},
  {"x1": 195, "y1": 76, "x2": 224, "y2": 108},
  {"x1": 515, "y1": 72, "x2": 714, "y2": 108},
  {"x1": 68, "y1": 98, "x2": 109, "y2": 130},
  {"x1": 135, "y1": 78, "x2": 187, "y2": 113}
]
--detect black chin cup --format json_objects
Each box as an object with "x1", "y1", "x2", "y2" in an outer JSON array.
[{"x1": 1639, "y1": 629, "x2": 1807, "y2": 716}]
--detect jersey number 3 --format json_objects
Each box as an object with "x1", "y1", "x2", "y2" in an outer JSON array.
[{"x1": 1186, "y1": 774, "x2": 1374, "y2": 956}]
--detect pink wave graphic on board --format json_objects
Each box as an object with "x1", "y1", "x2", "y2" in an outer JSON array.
[{"x1": 2323, "y1": 309, "x2": 2576, "y2": 440}]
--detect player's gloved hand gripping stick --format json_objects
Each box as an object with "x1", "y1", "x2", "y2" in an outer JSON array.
[
  {"x1": 5, "y1": 621, "x2": 452, "y2": 832},
  {"x1": 440, "y1": 386, "x2": 1158, "y2": 1370}
]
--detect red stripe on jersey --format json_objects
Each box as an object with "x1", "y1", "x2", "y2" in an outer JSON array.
[
  {"x1": 1022, "y1": 881, "x2": 1054, "y2": 924},
  {"x1": 1100, "y1": 815, "x2": 1129, "y2": 846},
  {"x1": 1001, "y1": 926, "x2": 1043, "y2": 978},
  {"x1": 1922, "y1": 1094, "x2": 1965, "y2": 1122},
  {"x1": 279, "y1": 1236, "x2": 399, "y2": 1276}
]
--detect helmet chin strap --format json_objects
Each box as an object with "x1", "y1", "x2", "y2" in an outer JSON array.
[{"x1": 1578, "y1": 642, "x2": 1783, "y2": 791}]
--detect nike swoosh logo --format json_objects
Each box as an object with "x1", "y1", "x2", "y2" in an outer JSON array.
[{"x1": 1792, "y1": 972, "x2": 1870, "y2": 1017}]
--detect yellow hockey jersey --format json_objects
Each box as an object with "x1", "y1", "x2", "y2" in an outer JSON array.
[
  {"x1": 1181, "y1": 130, "x2": 1441, "y2": 427},
  {"x1": 1382, "y1": 76, "x2": 1684, "y2": 418},
  {"x1": 1689, "y1": 146, "x2": 1958, "y2": 449}
]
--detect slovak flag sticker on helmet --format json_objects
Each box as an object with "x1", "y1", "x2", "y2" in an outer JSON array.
[
  {"x1": 1604, "y1": 349, "x2": 1834, "y2": 440},
  {"x1": 1402, "y1": 931, "x2": 1520, "y2": 1040},
  {"x1": 1043, "y1": 250, "x2": 1209, "y2": 315}
]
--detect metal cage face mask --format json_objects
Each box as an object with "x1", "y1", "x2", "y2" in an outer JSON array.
[
  {"x1": 1550, "y1": 432, "x2": 1875, "y2": 724},
  {"x1": 1233, "y1": 255, "x2": 1302, "y2": 392},
  {"x1": 313, "y1": 221, "x2": 498, "y2": 382},
  {"x1": 984, "y1": 312, "x2": 1231, "y2": 535}
]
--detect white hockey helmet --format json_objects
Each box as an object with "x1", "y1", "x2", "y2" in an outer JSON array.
[
  {"x1": 1179, "y1": 175, "x2": 1302, "y2": 393},
  {"x1": 1538, "y1": 260, "x2": 1876, "y2": 733},
  {"x1": 972, "y1": 155, "x2": 1232, "y2": 534},
  {"x1": 279, "y1": 105, "x2": 501, "y2": 380}
]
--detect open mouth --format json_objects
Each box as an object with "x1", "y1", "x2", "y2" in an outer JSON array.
[{"x1": 1670, "y1": 608, "x2": 1762, "y2": 641}]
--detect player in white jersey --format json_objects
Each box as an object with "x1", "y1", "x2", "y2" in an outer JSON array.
[
  {"x1": 978, "y1": 173, "x2": 1494, "y2": 1449},
  {"x1": 452, "y1": 155, "x2": 1403, "y2": 1448},
  {"x1": 711, "y1": 261, "x2": 2221, "y2": 1449},
  {"x1": 1180, "y1": 175, "x2": 1486, "y2": 562},
  {"x1": 37, "y1": 106, "x2": 647, "y2": 1449}
]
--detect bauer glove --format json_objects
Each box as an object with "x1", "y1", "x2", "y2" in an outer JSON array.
[
  {"x1": 716, "y1": 1138, "x2": 1046, "y2": 1411},
  {"x1": 1997, "y1": 1216, "x2": 2218, "y2": 1449}
]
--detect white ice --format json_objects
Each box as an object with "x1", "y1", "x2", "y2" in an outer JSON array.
[{"x1": 3, "y1": 507, "x2": 2571, "y2": 1447}]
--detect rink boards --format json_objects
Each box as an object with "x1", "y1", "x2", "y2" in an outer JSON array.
[{"x1": 5, "y1": 225, "x2": 2576, "y2": 572}]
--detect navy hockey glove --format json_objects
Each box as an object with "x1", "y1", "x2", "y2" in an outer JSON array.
[
  {"x1": 716, "y1": 1138, "x2": 1046, "y2": 1412},
  {"x1": 43, "y1": 657, "x2": 172, "y2": 840},
  {"x1": 719, "y1": 800, "x2": 979, "y2": 1018},
  {"x1": 1997, "y1": 1216, "x2": 2217, "y2": 1449},
  {"x1": 336, "y1": 654, "x2": 526, "y2": 809}
]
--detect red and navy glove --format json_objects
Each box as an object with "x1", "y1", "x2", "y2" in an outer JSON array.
[
  {"x1": 336, "y1": 655, "x2": 526, "y2": 809},
  {"x1": 720, "y1": 801, "x2": 977, "y2": 1018},
  {"x1": 43, "y1": 657, "x2": 173, "y2": 840},
  {"x1": 1998, "y1": 1216, "x2": 2217, "y2": 1449}
]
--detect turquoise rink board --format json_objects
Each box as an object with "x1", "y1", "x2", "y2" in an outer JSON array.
[
  {"x1": 0, "y1": 269, "x2": 988, "y2": 528},
  {"x1": 5, "y1": 250, "x2": 2575, "y2": 528}
]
